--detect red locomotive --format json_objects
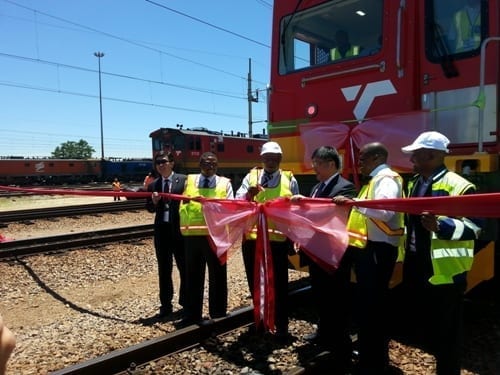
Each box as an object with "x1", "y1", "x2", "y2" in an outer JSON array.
[
  {"x1": 0, "y1": 158, "x2": 152, "y2": 185},
  {"x1": 268, "y1": 0, "x2": 499, "y2": 284},
  {"x1": 149, "y1": 127, "x2": 268, "y2": 186},
  {"x1": 0, "y1": 158, "x2": 101, "y2": 185}
]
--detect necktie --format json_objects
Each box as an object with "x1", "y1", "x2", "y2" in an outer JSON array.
[
  {"x1": 315, "y1": 182, "x2": 326, "y2": 197},
  {"x1": 163, "y1": 179, "x2": 170, "y2": 193},
  {"x1": 203, "y1": 177, "x2": 210, "y2": 188},
  {"x1": 261, "y1": 172, "x2": 272, "y2": 187}
]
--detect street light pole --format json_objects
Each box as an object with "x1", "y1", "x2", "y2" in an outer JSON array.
[{"x1": 94, "y1": 51, "x2": 105, "y2": 160}]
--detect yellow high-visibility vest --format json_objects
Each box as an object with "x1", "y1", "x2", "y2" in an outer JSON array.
[
  {"x1": 245, "y1": 169, "x2": 293, "y2": 242},
  {"x1": 346, "y1": 172, "x2": 404, "y2": 250},
  {"x1": 179, "y1": 174, "x2": 231, "y2": 236},
  {"x1": 454, "y1": 9, "x2": 481, "y2": 52},
  {"x1": 330, "y1": 45, "x2": 360, "y2": 60},
  {"x1": 407, "y1": 171, "x2": 478, "y2": 285}
]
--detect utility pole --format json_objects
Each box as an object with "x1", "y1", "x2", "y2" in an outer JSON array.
[
  {"x1": 247, "y1": 58, "x2": 258, "y2": 137},
  {"x1": 94, "y1": 51, "x2": 105, "y2": 160}
]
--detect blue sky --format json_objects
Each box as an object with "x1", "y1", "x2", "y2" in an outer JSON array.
[{"x1": 0, "y1": 0, "x2": 272, "y2": 159}]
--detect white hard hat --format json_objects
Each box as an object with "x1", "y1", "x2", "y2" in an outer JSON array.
[{"x1": 260, "y1": 141, "x2": 282, "y2": 155}]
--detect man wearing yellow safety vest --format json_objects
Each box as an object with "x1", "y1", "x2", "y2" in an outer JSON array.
[
  {"x1": 333, "y1": 142, "x2": 404, "y2": 375},
  {"x1": 178, "y1": 152, "x2": 234, "y2": 326},
  {"x1": 400, "y1": 131, "x2": 482, "y2": 375},
  {"x1": 449, "y1": 0, "x2": 481, "y2": 53},
  {"x1": 235, "y1": 141, "x2": 299, "y2": 342},
  {"x1": 330, "y1": 29, "x2": 360, "y2": 61}
]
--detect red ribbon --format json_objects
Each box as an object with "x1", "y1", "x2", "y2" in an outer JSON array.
[
  {"x1": 253, "y1": 206, "x2": 275, "y2": 332},
  {"x1": 2, "y1": 185, "x2": 500, "y2": 331}
]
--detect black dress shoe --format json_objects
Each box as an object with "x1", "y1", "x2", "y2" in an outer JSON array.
[
  {"x1": 157, "y1": 307, "x2": 173, "y2": 319},
  {"x1": 273, "y1": 331, "x2": 294, "y2": 345},
  {"x1": 210, "y1": 312, "x2": 227, "y2": 319},
  {"x1": 138, "y1": 309, "x2": 173, "y2": 325},
  {"x1": 304, "y1": 331, "x2": 319, "y2": 342},
  {"x1": 304, "y1": 331, "x2": 332, "y2": 347},
  {"x1": 175, "y1": 316, "x2": 202, "y2": 328}
]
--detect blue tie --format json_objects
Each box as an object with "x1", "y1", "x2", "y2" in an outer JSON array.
[
  {"x1": 261, "y1": 172, "x2": 272, "y2": 187},
  {"x1": 315, "y1": 182, "x2": 325, "y2": 197},
  {"x1": 203, "y1": 178, "x2": 210, "y2": 188}
]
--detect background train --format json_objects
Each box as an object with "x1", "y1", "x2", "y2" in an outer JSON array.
[
  {"x1": 0, "y1": 127, "x2": 268, "y2": 186},
  {"x1": 0, "y1": 158, "x2": 153, "y2": 185},
  {"x1": 149, "y1": 127, "x2": 268, "y2": 188}
]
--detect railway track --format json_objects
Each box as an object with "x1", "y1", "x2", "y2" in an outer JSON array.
[
  {"x1": 51, "y1": 287, "x2": 312, "y2": 375},
  {"x1": 0, "y1": 224, "x2": 153, "y2": 259},
  {"x1": 0, "y1": 200, "x2": 146, "y2": 222}
]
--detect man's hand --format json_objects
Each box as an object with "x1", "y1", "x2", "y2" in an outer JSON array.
[
  {"x1": 332, "y1": 195, "x2": 353, "y2": 205},
  {"x1": 152, "y1": 191, "x2": 161, "y2": 205},
  {"x1": 247, "y1": 185, "x2": 264, "y2": 201},
  {"x1": 421, "y1": 212, "x2": 440, "y2": 232}
]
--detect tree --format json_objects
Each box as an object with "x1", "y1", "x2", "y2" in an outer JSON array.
[{"x1": 52, "y1": 139, "x2": 95, "y2": 159}]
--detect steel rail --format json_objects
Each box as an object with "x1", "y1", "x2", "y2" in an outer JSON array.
[
  {"x1": 0, "y1": 225, "x2": 153, "y2": 259},
  {"x1": 50, "y1": 286, "x2": 312, "y2": 375},
  {"x1": 0, "y1": 200, "x2": 146, "y2": 222}
]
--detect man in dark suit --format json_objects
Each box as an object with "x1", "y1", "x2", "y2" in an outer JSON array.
[
  {"x1": 144, "y1": 151, "x2": 187, "y2": 320},
  {"x1": 301, "y1": 146, "x2": 357, "y2": 373}
]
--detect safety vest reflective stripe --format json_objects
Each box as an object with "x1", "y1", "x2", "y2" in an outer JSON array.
[
  {"x1": 432, "y1": 247, "x2": 474, "y2": 259},
  {"x1": 370, "y1": 218, "x2": 405, "y2": 236},
  {"x1": 181, "y1": 225, "x2": 208, "y2": 230},
  {"x1": 347, "y1": 229, "x2": 367, "y2": 242},
  {"x1": 451, "y1": 219, "x2": 465, "y2": 240},
  {"x1": 247, "y1": 227, "x2": 287, "y2": 236}
]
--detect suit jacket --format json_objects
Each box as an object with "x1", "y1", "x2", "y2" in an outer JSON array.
[
  {"x1": 311, "y1": 174, "x2": 356, "y2": 199},
  {"x1": 146, "y1": 173, "x2": 187, "y2": 227}
]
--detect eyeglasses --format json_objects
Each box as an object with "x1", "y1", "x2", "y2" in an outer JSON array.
[
  {"x1": 200, "y1": 161, "x2": 217, "y2": 167},
  {"x1": 155, "y1": 159, "x2": 173, "y2": 165}
]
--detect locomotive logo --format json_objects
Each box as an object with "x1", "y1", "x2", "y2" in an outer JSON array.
[
  {"x1": 341, "y1": 79, "x2": 397, "y2": 121},
  {"x1": 34, "y1": 162, "x2": 45, "y2": 173}
]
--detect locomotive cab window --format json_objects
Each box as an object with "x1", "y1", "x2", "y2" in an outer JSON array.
[
  {"x1": 279, "y1": 0, "x2": 383, "y2": 74},
  {"x1": 188, "y1": 136, "x2": 201, "y2": 151},
  {"x1": 425, "y1": 0, "x2": 487, "y2": 62}
]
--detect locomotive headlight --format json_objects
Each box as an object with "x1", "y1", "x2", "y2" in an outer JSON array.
[{"x1": 306, "y1": 103, "x2": 317, "y2": 118}]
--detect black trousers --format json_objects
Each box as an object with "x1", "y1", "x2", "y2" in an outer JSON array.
[
  {"x1": 403, "y1": 251, "x2": 466, "y2": 375},
  {"x1": 153, "y1": 222, "x2": 186, "y2": 311},
  {"x1": 353, "y1": 241, "x2": 397, "y2": 374},
  {"x1": 184, "y1": 236, "x2": 227, "y2": 320},
  {"x1": 242, "y1": 239, "x2": 290, "y2": 334},
  {"x1": 307, "y1": 247, "x2": 354, "y2": 368}
]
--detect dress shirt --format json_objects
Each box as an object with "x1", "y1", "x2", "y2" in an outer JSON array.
[
  {"x1": 355, "y1": 164, "x2": 402, "y2": 245},
  {"x1": 196, "y1": 174, "x2": 234, "y2": 198}
]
